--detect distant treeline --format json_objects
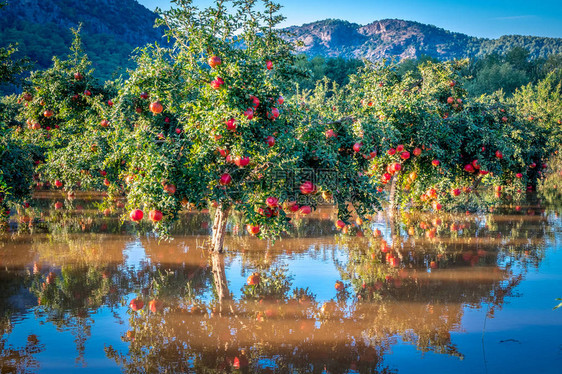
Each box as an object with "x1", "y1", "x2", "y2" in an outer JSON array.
[{"x1": 294, "y1": 47, "x2": 562, "y2": 97}]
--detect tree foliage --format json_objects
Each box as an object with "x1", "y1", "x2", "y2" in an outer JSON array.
[{"x1": 0, "y1": 0, "x2": 561, "y2": 252}]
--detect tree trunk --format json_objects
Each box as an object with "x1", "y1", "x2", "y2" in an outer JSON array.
[
  {"x1": 390, "y1": 214, "x2": 398, "y2": 238},
  {"x1": 388, "y1": 175, "x2": 402, "y2": 247},
  {"x1": 211, "y1": 251, "x2": 230, "y2": 303},
  {"x1": 472, "y1": 175, "x2": 484, "y2": 190},
  {"x1": 211, "y1": 204, "x2": 230, "y2": 253},
  {"x1": 388, "y1": 174, "x2": 399, "y2": 218}
]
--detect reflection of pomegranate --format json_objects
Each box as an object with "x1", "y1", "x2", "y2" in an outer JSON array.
[
  {"x1": 46, "y1": 272, "x2": 56, "y2": 284},
  {"x1": 129, "y1": 298, "x2": 144, "y2": 311},
  {"x1": 247, "y1": 273, "x2": 261, "y2": 285},
  {"x1": 233, "y1": 355, "x2": 249, "y2": 369},
  {"x1": 126, "y1": 330, "x2": 135, "y2": 341},
  {"x1": 381, "y1": 241, "x2": 390, "y2": 252},
  {"x1": 149, "y1": 299, "x2": 163, "y2": 313}
]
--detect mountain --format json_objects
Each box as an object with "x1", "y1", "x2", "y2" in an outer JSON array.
[
  {"x1": 284, "y1": 19, "x2": 562, "y2": 61},
  {"x1": 0, "y1": 0, "x2": 164, "y2": 80},
  {"x1": 2, "y1": 0, "x2": 562, "y2": 83}
]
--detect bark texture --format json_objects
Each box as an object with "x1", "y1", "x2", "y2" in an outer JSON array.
[
  {"x1": 211, "y1": 204, "x2": 230, "y2": 253},
  {"x1": 388, "y1": 175, "x2": 399, "y2": 217}
]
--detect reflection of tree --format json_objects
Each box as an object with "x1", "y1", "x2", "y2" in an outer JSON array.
[
  {"x1": 1, "y1": 232, "x2": 215, "y2": 366},
  {"x1": 105, "y1": 297, "x2": 396, "y2": 373},
  {"x1": 100, "y1": 240, "x2": 396, "y2": 373},
  {"x1": 332, "y1": 207, "x2": 551, "y2": 358},
  {"x1": 139, "y1": 238, "x2": 215, "y2": 301},
  {"x1": 106, "y1": 234, "x2": 537, "y2": 372},
  {"x1": 212, "y1": 252, "x2": 230, "y2": 302},
  {"x1": 539, "y1": 154, "x2": 562, "y2": 215},
  {"x1": 0, "y1": 255, "x2": 44, "y2": 372},
  {"x1": 0, "y1": 334, "x2": 44, "y2": 373},
  {"x1": 26, "y1": 237, "x2": 127, "y2": 364},
  {"x1": 0, "y1": 191, "x2": 558, "y2": 371},
  {"x1": 9, "y1": 192, "x2": 120, "y2": 236}
]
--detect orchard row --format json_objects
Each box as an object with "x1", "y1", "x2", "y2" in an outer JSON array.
[{"x1": 1, "y1": 0, "x2": 560, "y2": 251}]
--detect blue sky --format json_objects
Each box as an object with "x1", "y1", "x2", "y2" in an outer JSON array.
[{"x1": 137, "y1": 0, "x2": 562, "y2": 39}]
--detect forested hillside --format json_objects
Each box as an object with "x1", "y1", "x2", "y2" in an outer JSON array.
[{"x1": 0, "y1": 0, "x2": 163, "y2": 81}]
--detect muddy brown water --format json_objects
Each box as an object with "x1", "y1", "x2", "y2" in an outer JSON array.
[{"x1": 0, "y1": 193, "x2": 561, "y2": 373}]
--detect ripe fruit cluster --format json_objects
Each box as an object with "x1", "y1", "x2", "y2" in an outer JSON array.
[{"x1": 129, "y1": 209, "x2": 163, "y2": 223}]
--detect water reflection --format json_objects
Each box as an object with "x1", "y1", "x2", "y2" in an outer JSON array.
[{"x1": 0, "y1": 193, "x2": 560, "y2": 372}]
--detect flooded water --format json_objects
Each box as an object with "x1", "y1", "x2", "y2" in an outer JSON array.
[{"x1": 1, "y1": 193, "x2": 561, "y2": 373}]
